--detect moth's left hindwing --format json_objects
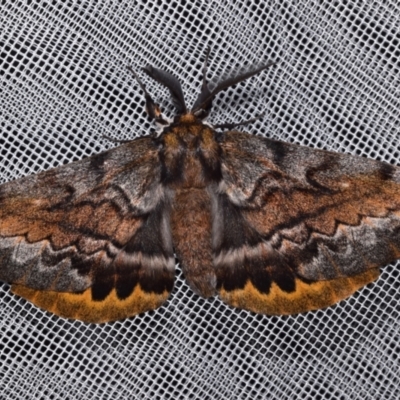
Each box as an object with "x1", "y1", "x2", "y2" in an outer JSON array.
[
  {"x1": 0, "y1": 138, "x2": 175, "y2": 323},
  {"x1": 215, "y1": 131, "x2": 400, "y2": 315}
]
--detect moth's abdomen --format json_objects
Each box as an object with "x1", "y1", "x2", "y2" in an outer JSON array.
[{"x1": 171, "y1": 187, "x2": 217, "y2": 297}]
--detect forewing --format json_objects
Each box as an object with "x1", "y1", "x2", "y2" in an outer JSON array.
[
  {"x1": 214, "y1": 131, "x2": 400, "y2": 315},
  {"x1": 0, "y1": 138, "x2": 175, "y2": 323}
]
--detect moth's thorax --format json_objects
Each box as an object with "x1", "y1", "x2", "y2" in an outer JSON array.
[
  {"x1": 163, "y1": 114, "x2": 215, "y2": 151},
  {"x1": 159, "y1": 113, "x2": 222, "y2": 187}
]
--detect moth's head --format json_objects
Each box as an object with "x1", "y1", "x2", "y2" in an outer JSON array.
[{"x1": 130, "y1": 50, "x2": 276, "y2": 134}]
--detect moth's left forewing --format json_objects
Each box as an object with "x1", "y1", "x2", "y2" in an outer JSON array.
[
  {"x1": 0, "y1": 138, "x2": 175, "y2": 323},
  {"x1": 214, "y1": 131, "x2": 400, "y2": 315}
]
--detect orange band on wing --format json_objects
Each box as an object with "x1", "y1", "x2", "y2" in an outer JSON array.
[
  {"x1": 219, "y1": 268, "x2": 380, "y2": 315},
  {"x1": 11, "y1": 284, "x2": 170, "y2": 323}
]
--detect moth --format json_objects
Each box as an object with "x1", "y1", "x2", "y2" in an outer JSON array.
[{"x1": 1, "y1": 49, "x2": 400, "y2": 323}]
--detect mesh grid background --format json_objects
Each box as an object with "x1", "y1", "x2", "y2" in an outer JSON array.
[{"x1": 0, "y1": 1, "x2": 399, "y2": 399}]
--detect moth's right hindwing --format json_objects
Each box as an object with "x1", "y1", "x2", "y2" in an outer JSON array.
[{"x1": 0, "y1": 138, "x2": 175, "y2": 323}]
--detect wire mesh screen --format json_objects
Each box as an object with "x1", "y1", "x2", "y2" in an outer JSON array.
[{"x1": 0, "y1": 1, "x2": 399, "y2": 399}]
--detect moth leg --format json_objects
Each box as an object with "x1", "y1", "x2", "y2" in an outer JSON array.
[
  {"x1": 213, "y1": 111, "x2": 266, "y2": 130},
  {"x1": 200, "y1": 46, "x2": 211, "y2": 90},
  {"x1": 101, "y1": 134, "x2": 132, "y2": 143}
]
